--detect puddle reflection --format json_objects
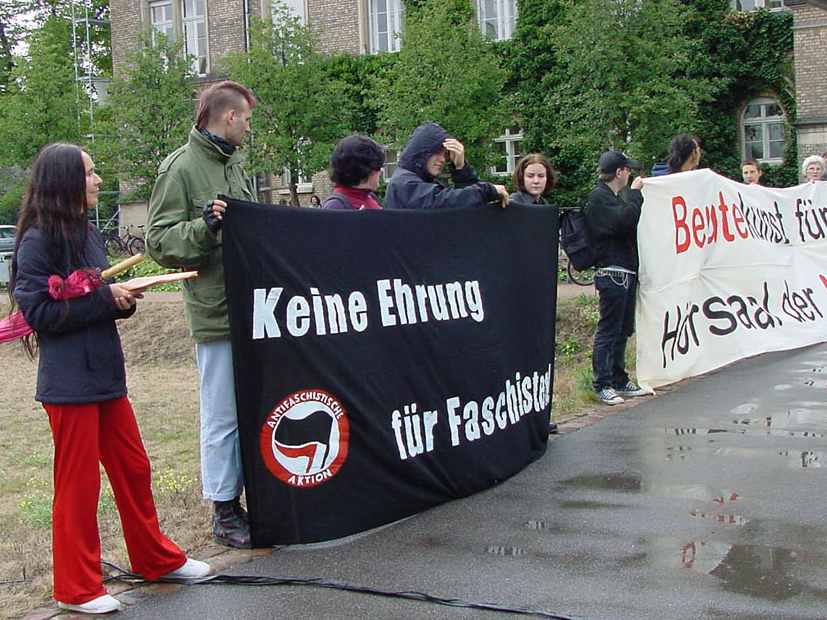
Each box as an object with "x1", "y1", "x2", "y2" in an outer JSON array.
[
  {"x1": 486, "y1": 545, "x2": 526, "y2": 557},
  {"x1": 678, "y1": 541, "x2": 827, "y2": 601},
  {"x1": 524, "y1": 520, "x2": 548, "y2": 530},
  {"x1": 689, "y1": 509, "x2": 748, "y2": 526},
  {"x1": 664, "y1": 446, "x2": 825, "y2": 468},
  {"x1": 560, "y1": 472, "x2": 642, "y2": 492},
  {"x1": 665, "y1": 424, "x2": 825, "y2": 439}
]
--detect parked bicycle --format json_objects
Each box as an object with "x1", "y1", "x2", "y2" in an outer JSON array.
[
  {"x1": 559, "y1": 249, "x2": 595, "y2": 287},
  {"x1": 101, "y1": 225, "x2": 146, "y2": 257}
]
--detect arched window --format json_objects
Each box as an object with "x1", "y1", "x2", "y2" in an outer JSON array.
[{"x1": 742, "y1": 98, "x2": 785, "y2": 164}]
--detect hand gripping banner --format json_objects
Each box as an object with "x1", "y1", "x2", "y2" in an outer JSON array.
[
  {"x1": 222, "y1": 200, "x2": 559, "y2": 546},
  {"x1": 636, "y1": 171, "x2": 827, "y2": 388}
]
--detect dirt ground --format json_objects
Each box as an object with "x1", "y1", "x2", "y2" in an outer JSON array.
[{"x1": 0, "y1": 289, "x2": 606, "y2": 619}]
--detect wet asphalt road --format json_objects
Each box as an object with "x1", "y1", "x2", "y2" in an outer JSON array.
[{"x1": 119, "y1": 343, "x2": 827, "y2": 620}]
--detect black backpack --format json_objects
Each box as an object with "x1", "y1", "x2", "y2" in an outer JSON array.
[{"x1": 559, "y1": 206, "x2": 596, "y2": 271}]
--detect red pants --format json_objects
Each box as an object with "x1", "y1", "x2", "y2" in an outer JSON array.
[{"x1": 44, "y1": 397, "x2": 186, "y2": 605}]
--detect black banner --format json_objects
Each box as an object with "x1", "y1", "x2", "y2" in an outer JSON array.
[{"x1": 223, "y1": 200, "x2": 559, "y2": 546}]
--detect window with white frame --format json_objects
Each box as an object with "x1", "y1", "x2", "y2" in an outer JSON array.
[
  {"x1": 742, "y1": 98, "x2": 785, "y2": 164},
  {"x1": 281, "y1": 167, "x2": 312, "y2": 192},
  {"x1": 272, "y1": 0, "x2": 306, "y2": 25},
  {"x1": 149, "y1": 0, "x2": 175, "y2": 44},
  {"x1": 381, "y1": 147, "x2": 398, "y2": 182},
  {"x1": 182, "y1": 0, "x2": 207, "y2": 75},
  {"x1": 368, "y1": 0, "x2": 404, "y2": 53},
  {"x1": 492, "y1": 128, "x2": 523, "y2": 176},
  {"x1": 476, "y1": 0, "x2": 517, "y2": 41},
  {"x1": 730, "y1": 0, "x2": 787, "y2": 11}
]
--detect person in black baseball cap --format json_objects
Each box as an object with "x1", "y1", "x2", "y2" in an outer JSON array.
[
  {"x1": 598, "y1": 151, "x2": 641, "y2": 176},
  {"x1": 584, "y1": 150, "x2": 648, "y2": 406}
]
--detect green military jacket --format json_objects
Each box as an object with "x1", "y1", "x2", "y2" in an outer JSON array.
[{"x1": 147, "y1": 127, "x2": 255, "y2": 343}]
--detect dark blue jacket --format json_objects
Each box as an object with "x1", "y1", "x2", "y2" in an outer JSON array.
[
  {"x1": 385, "y1": 122, "x2": 499, "y2": 210},
  {"x1": 13, "y1": 225, "x2": 135, "y2": 404}
]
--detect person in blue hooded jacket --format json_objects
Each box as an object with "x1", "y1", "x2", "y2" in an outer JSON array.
[{"x1": 385, "y1": 122, "x2": 509, "y2": 210}]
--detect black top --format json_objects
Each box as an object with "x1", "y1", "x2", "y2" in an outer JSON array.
[
  {"x1": 584, "y1": 182, "x2": 643, "y2": 272},
  {"x1": 13, "y1": 224, "x2": 135, "y2": 404},
  {"x1": 509, "y1": 190, "x2": 548, "y2": 206}
]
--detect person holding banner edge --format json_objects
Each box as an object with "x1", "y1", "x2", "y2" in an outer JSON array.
[
  {"x1": 666, "y1": 134, "x2": 702, "y2": 175},
  {"x1": 585, "y1": 151, "x2": 648, "y2": 406},
  {"x1": 509, "y1": 152, "x2": 560, "y2": 433},
  {"x1": 11, "y1": 143, "x2": 210, "y2": 614},
  {"x1": 385, "y1": 122, "x2": 509, "y2": 210},
  {"x1": 146, "y1": 81, "x2": 256, "y2": 549}
]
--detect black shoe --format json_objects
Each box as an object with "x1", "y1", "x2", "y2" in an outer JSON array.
[
  {"x1": 548, "y1": 423, "x2": 559, "y2": 435},
  {"x1": 213, "y1": 500, "x2": 252, "y2": 548},
  {"x1": 232, "y1": 496, "x2": 249, "y2": 525}
]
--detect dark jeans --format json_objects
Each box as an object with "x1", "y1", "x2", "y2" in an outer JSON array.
[{"x1": 592, "y1": 272, "x2": 636, "y2": 391}]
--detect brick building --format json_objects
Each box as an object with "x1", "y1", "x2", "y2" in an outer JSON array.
[
  {"x1": 786, "y1": 1, "x2": 827, "y2": 165},
  {"x1": 109, "y1": 0, "x2": 826, "y2": 221}
]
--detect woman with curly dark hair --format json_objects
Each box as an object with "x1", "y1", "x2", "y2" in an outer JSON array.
[{"x1": 323, "y1": 134, "x2": 385, "y2": 210}]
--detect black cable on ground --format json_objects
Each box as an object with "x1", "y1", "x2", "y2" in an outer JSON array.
[{"x1": 102, "y1": 561, "x2": 577, "y2": 620}]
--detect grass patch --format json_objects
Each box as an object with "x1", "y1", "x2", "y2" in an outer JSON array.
[
  {"x1": 110, "y1": 255, "x2": 183, "y2": 292},
  {"x1": 551, "y1": 293, "x2": 639, "y2": 419}
]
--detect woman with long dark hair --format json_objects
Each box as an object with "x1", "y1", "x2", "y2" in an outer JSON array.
[
  {"x1": 666, "y1": 134, "x2": 702, "y2": 174},
  {"x1": 11, "y1": 143, "x2": 209, "y2": 614}
]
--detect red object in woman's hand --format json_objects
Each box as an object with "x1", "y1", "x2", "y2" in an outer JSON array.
[
  {"x1": 1, "y1": 269, "x2": 106, "y2": 343},
  {"x1": 47, "y1": 269, "x2": 103, "y2": 300}
]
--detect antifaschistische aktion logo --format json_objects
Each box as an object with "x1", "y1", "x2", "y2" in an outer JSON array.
[{"x1": 259, "y1": 388, "x2": 349, "y2": 488}]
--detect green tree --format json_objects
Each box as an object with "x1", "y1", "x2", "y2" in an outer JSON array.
[
  {"x1": 512, "y1": 0, "x2": 714, "y2": 207},
  {"x1": 0, "y1": 0, "x2": 30, "y2": 91},
  {"x1": 0, "y1": 15, "x2": 86, "y2": 167},
  {"x1": 92, "y1": 34, "x2": 196, "y2": 201},
  {"x1": 224, "y1": 3, "x2": 354, "y2": 206},
  {"x1": 375, "y1": 0, "x2": 508, "y2": 175}
]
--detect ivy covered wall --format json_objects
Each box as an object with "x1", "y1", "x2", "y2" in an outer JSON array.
[{"x1": 325, "y1": 0, "x2": 796, "y2": 207}]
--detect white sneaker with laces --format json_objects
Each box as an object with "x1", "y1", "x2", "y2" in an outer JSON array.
[
  {"x1": 616, "y1": 381, "x2": 648, "y2": 398},
  {"x1": 161, "y1": 557, "x2": 211, "y2": 580},
  {"x1": 597, "y1": 387, "x2": 624, "y2": 406},
  {"x1": 57, "y1": 594, "x2": 123, "y2": 614}
]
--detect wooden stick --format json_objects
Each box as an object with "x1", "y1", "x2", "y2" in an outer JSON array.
[{"x1": 102, "y1": 254, "x2": 144, "y2": 280}]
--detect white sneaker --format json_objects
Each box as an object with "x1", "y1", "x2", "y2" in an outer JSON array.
[
  {"x1": 597, "y1": 387, "x2": 624, "y2": 406},
  {"x1": 57, "y1": 594, "x2": 123, "y2": 614},
  {"x1": 161, "y1": 557, "x2": 211, "y2": 580},
  {"x1": 615, "y1": 380, "x2": 648, "y2": 398}
]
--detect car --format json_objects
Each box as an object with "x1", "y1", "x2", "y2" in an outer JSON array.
[{"x1": 0, "y1": 225, "x2": 15, "y2": 254}]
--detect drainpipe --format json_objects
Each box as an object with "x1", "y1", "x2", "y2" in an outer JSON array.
[
  {"x1": 242, "y1": 0, "x2": 256, "y2": 196},
  {"x1": 242, "y1": 0, "x2": 251, "y2": 52}
]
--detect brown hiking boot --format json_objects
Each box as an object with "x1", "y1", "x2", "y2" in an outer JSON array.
[{"x1": 213, "y1": 499, "x2": 252, "y2": 548}]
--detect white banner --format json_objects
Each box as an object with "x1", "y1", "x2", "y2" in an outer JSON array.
[{"x1": 636, "y1": 169, "x2": 827, "y2": 388}]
